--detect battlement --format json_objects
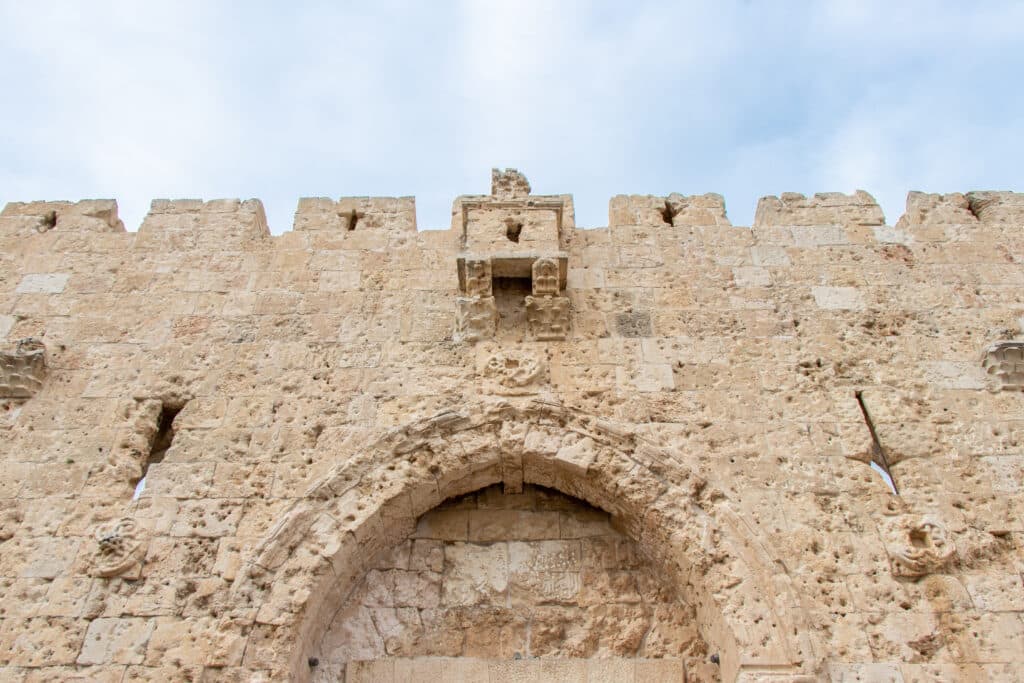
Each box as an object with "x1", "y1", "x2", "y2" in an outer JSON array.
[
  {"x1": 0, "y1": 198, "x2": 124, "y2": 236},
  {"x1": 895, "y1": 190, "x2": 1024, "y2": 229},
  {"x1": 609, "y1": 193, "x2": 730, "y2": 227},
  {"x1": 754, "y1": 190, "x2": 885, "y2": 227},
  {"x1": 293, "y1": 196, "x2": 416, "y2": 233},
  {"x1": 3, "y1": 188, "x2": 1021, "y2": 237}
]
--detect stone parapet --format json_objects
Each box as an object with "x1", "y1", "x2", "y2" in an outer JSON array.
[{"x1": 754, "y1": 190, "x2": 884, "y2": 227}]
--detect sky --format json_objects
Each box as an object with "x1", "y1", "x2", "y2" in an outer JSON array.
[{"x1": 1, "y1": 1, "x2": 1022, "y2": 233}]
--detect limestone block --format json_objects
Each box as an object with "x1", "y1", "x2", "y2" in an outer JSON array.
[
  {"x1": 140, "y1": 462, "x2": 215, "y2": 498},
  {"x1": 811, "y1": 286, "x2": 865, "y2": 310},
  {"x1": 0, "y1": 535, "x2": 79, "y2": 579},
  {"x1": 633, "y1": 658, "x2": 685, "y2": 682},
  {"x1": 391, "y1": 570, "x2": 441, "y2": 608},
  {"x1": 733, "y1": 266, "x2": 772, "y2": 288},
  {"x1": 169, "y1": 500, "x2": 243, "y2": 538},
  {"x1": 755, "y1": 191, "x2": 884, "y2": 227},
  {"x1": 961, "y1": 573, "x2": 1024, "y2": 612},
  {"x1": 24, "y1": 665, "x2": 127, "y2": 683},
  {"x1": 509, "y1": 540, "x2": 582, "y2": 573},
  {"x1": 77, "y1": 617, "x2": 155, "y2": 665},
  {"x1": 15, "y1": 273, "x2": 70, "y2": 294},
  {"x1": 468, "y1": 509, "x2": 558, "y2": 542},
  {"x1": 37, "y1": 577, "x2": 93, "y2": 618},
  {"x1": 441, "y1": 542, "x2": 508, "y2": 606},
  {"x1": 144, "y1": 617, "x2": 215, "y2": 666},
  {"x1": 0, "y1": 616, "x2": 87, "y2": 666},
  {"x1": 585, "y1": 658, "x2": 635, "y2": 682},
  {"x1": 344, "y1": 658, "x2": 392, "y2": 682}
]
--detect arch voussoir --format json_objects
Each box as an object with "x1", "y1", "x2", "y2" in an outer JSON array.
[{"x1": 230, "y1": 399, "x2": 820, "y2": 681}]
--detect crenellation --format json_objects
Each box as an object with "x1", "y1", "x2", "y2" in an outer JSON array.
[
  {"x1": 754, "y1": 190, "x2": 884, "y2": 228},
  {"x1": 609, "y1": 193, "x2": 730, "y2": 228},
  {"x1": 1, "y1": 199, "x2": 124, "y2": 237},
  {"x1": 0, "y1": 172, "x2": 1022, "y2": 681},
  {"x1": 136, "y1": 198, "x2": 270, "y2": 252},
  {"x1": 965, "y1": 190, "x2": 1024, "y2": 224},
  {"x1": 894, "y1": 191, "x2": 977, "y2": 236},
  {"x1": 294, "y1": 196, "x2": 417, "y2": 234}
]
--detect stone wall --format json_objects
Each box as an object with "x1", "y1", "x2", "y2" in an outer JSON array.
[{"x1": 0, "y1": 173, "x2": 1021, "y2": 681}]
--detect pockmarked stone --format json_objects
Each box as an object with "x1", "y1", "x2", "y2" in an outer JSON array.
[{"x1": 0, "y1": 177, "x2": 1021, "y2": 682}]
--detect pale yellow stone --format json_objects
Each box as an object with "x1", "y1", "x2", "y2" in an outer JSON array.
[{"x1": 1, "y1": 179, "x2": 1023, "y2": 681}]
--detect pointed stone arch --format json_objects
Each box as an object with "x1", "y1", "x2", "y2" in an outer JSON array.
[{"x1": 228, "y1": 399, "x2": 820, "y2": 681}]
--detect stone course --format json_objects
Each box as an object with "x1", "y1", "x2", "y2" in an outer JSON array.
[{"x1": 0, "y1": 171, "x2": 1021, "y2": 681}]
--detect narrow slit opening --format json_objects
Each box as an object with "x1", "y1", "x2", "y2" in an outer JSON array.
[
  {"x1": 133, "y1": 402, "x2": 184, "y2": 500},
  {"x1": 346, "y1": 211, "x2": 360, "y2": 231}
]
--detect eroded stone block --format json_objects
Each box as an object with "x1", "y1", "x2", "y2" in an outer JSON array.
[{"x1": 0, "y1": 338, "x2": 46, "y2": 398}]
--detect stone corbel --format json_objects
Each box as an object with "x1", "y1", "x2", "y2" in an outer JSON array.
[
  {"x1": 525, "y1": 257, "x2": 570, "y2": 341},
  {"x1": 455, "y1": 257, "x2": 498, "y2": 342}
]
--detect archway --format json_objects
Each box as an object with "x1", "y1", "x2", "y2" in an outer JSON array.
[
  {"x1": 227, "y1": 398, "x2": 819, "y2": 681},
  {"x1": 316, "y1": 482, "x2": 716, "y2": 680}
]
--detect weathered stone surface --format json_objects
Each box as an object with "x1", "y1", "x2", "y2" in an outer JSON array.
[
  {"x1": 317, "y1": 486, "x2": 707, "y2": 678},
  {"x1": 0, "y1": 176, "x2": 1022, "y2": 682}
]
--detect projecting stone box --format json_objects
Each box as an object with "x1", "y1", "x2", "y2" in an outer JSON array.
[
  {"x1": 454, "y1": 169, "x2": 571, "y2": 342},
  {"x1": 456, "y1": 168, "x2": 569, "y2": 284}
]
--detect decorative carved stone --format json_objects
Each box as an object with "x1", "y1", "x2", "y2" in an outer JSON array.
[
  {"x1": 92, "y1": 518, "x2": 145, "y2": 578},
  {"x1": 983, "y1": 341, "x2": 1024, "y2": 390},
  {"x1": 0, "y1": 338, "x2": 47, "y2": 398},
  {"x1": 491, "y1": 168, "x2": 531, "y2": 199},
  {"x1": 532, "y1": 257, "x2": 560, "y2": 296},
  {"x1": 455, "y1": 296, "x2": 498, "y2": 342},
  {"x1": 525, "y1": 295, "x2": 570, "y2": 341},
  {"x1": 461, "y1": 257, "x2": 493, "y2": 297},
  {"x1": 482, "y1": 350, "x2": 544, "y2": 390},
  {"x1": 884, "y1": 516, "x2": 956, "y2": 577}
]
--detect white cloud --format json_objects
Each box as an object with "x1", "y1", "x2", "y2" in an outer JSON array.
[{"x1": 0, "y1": 1, "x2": 1021, "y2": 231}]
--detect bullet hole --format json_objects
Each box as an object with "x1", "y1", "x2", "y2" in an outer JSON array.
[
  {"x1": 710, "y1": 653, "x2": 720, "y2": 664},
  {"x1": 308, "y1": 657, "x2": 319, "y2": 667}
]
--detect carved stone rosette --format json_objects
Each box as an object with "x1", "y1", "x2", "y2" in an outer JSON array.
[
  {"x1": 0, "y1": 338, "x2": 47, "y2": 399},
  {"x1": 92, "y1": 517, "x2": 146, "y2": 578},
  {"x1": 455, "y1": 258, "x2": 498, "y2": 342},
  {"x1": 983, "y1": 341, "x2": 1024, "y2": 391},
  {"x1": 482, "y1": 350, "x2": 544, "y2": 393},
  {"x1": 884, "y1": 516, "x2": 956, "y2": 577}
]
